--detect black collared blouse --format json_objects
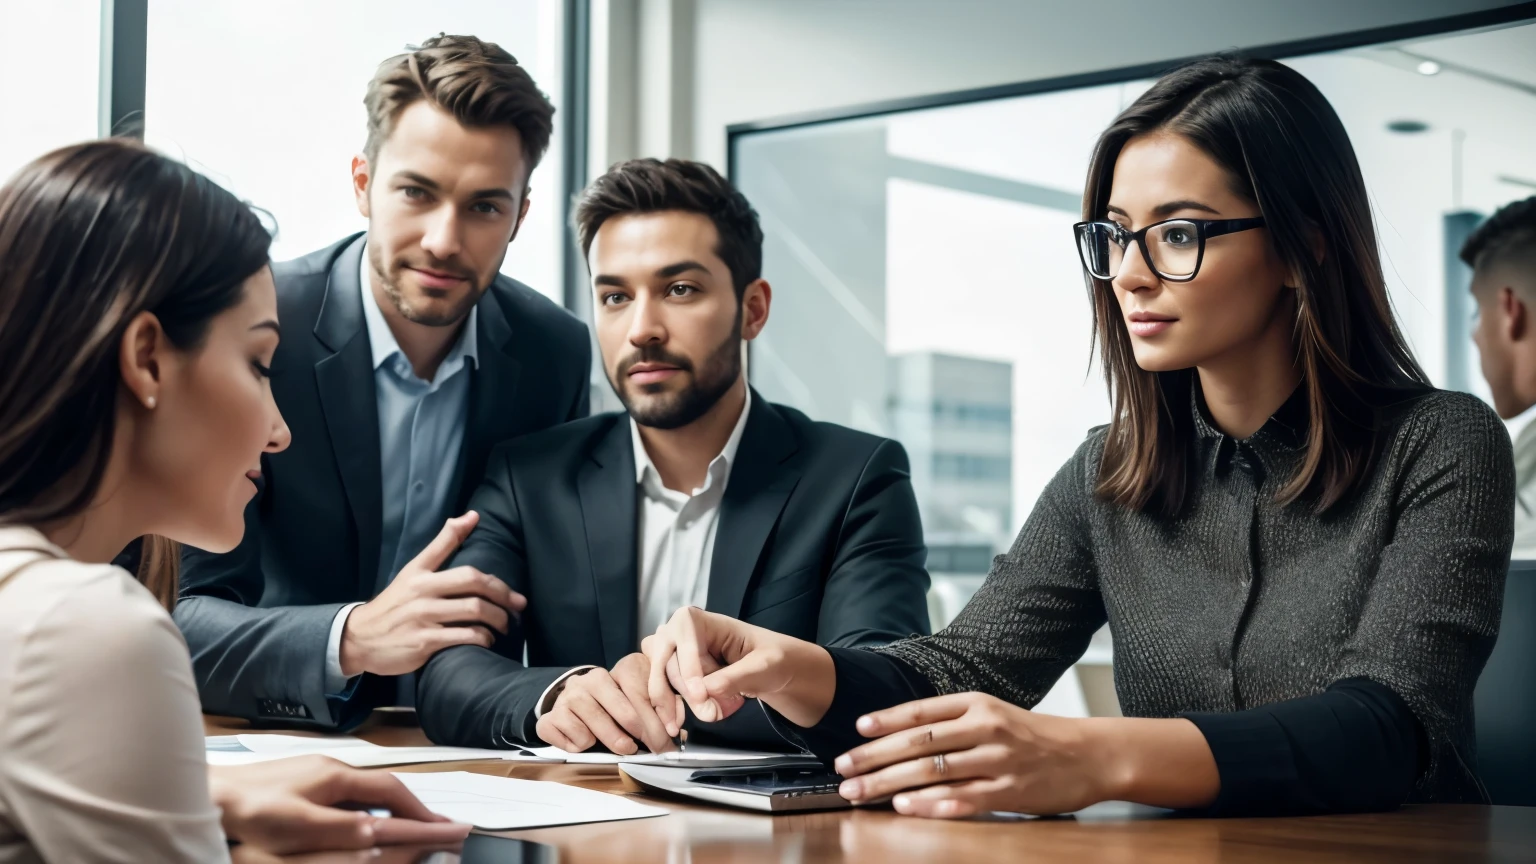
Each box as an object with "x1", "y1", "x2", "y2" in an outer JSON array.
[{"x1": 787, "y1": 387, "x2": 1514, "y2": 814}]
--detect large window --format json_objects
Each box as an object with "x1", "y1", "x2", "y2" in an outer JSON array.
[
  {"x1": 143, "y1": 0, "x2": 568, "y2": 302},
  {"x1": 0, "y1": 1, "x2": 102, "y2": 183}
]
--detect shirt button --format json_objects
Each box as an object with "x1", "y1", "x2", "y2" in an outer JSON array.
[{"x1": 413, "y1": 481, "x2": 425, "y2": 491}]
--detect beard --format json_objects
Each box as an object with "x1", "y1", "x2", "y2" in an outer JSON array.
[
  {"x1": 369, "y1": 242, "x2": 485, "y2": 327},
  {"x1": 613, "y1": 313, "x2": 743, "y2": 430}
]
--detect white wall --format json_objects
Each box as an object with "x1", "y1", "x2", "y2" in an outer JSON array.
[{"x1": 685, "y1": 0, "x2": 1527, "y2": 169}]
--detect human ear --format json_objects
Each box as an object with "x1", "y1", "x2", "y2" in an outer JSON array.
[
  {"x1": 740, "y1": 279, "x2": 772, "y2": 341},
  {"x1": 118, "y1": 311, "x2": 166, "y2": 410},
  {"x1": 352, "y1": 154, "x2": 372, "y2": 219}
]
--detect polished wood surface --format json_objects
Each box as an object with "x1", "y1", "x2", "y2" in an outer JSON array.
[{"x1": 209, "y1": 714, "x2": 1536, "y2": 863}]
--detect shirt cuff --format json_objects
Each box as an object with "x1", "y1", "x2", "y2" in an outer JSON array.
[
  {"x1": 324, "y1": 603, "x2": 366, "y2": 696},
  {"x1": 533, "y1": 665, "x2": 598, "y2": 720}
]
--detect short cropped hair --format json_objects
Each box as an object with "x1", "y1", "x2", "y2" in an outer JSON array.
[
  {"x1": 363, "y1": 34, "x2": 555, "y2": 182},
  {"x1": 1461, "y1": 195, "x2": 1536, "y2": 272},
  {"x1": 574, "y1": 158, "x2": 764, "y2": 297}
]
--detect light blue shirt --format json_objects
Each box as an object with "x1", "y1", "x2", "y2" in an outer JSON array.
[{"x1": 323, "y1": 246, "x2": 478, "y2": 694}]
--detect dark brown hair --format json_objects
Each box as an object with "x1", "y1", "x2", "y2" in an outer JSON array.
[
  {"x1": 364, "y1": 34, "x2": 555, "y2": 182},
  {"x1": 574, "y1": 158, "x2": 764, "y2": 297},
  {"x1": 1083, "y1": 55, "x2": 1429, "y2": 517},
  {"x1": 0, "y1": 139, "x2": 272, "y2": 607}
]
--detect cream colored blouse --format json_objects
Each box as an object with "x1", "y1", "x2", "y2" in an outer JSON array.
[{"x1": 0, "y1": 527, "x2": 228, "y2": 863}]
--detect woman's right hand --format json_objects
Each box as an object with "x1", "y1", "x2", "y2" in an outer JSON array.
[
  {"x1": 641, "y1": 606, "x2": 837, "y2": 732},
  {"x1": 209, "y1": 757, "x2": 471, "y2": 855}
]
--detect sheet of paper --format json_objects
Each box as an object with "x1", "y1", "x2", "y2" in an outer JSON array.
[
  {"x1": 527, "y1": 742, "x2": 808, "y2": 767},
  {"x1": 205, "y1": 734, "x2": 559, "y2": 768},
  {"x1": 392, "y1": 771, "x2": 667, "y2": 830}
]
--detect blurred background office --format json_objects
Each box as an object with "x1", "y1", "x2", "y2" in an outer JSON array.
[{"x1": 3, "y1": 0, "x2": 1533, "y2": 720}]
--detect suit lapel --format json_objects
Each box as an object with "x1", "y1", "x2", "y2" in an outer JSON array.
[
  {"x1": 451, "y1": 286, "x2": 523, "y2": 513},
  {"x1": 312, "y1": 236, "x2": 384, "y2": 596},
  {"x1": 707, "y1": 396, "x2": 803, "y2": 619},
  {"x1": 578, "y1": 419, "x2": 639, "y2": 664}
]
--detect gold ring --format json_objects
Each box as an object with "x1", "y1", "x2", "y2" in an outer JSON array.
[{"x1": 933, "y1": 752, "x2": 947, "y2": 775}]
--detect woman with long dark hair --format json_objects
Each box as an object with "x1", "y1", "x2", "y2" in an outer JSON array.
[
  {"x1": 640, "y1": 55, "x2": 1515, "y2": 817},
  {"x1": 0, "y1": 139, "x2": 472, "y2": 860}
]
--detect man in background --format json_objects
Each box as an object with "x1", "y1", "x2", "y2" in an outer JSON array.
[
  {"x1": 174, "y1": 35, "x2": 590, "y2": 729},
  {"x1": 1467, "y1": 195, "x2": 1536, "y2": 558}
]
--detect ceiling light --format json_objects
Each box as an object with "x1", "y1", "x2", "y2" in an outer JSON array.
[
  {"x1": 1417, "y1": 59, "x2": 1442, "y2": 76},
  {"x1": 1387, "y1": 119, "x2": 1430, "y2": 134}
]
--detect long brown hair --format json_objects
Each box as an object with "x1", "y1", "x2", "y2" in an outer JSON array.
[
  {"x1": 0, "y1": 140, "x2": 272, "y2": 606},
  {"x1": 1084, "y1": 55, "x2": 1429, "y2": 517}
]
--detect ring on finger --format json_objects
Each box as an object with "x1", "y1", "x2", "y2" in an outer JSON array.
[{"x1": 932, "y1": 752, "x2": 947, "y2": 776}]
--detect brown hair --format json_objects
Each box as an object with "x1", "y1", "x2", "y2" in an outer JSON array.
[
  {"x1": 574, "y1": 158, "x2": 764, "y2": 297},
  {"x1": 1083, "y1": 55, "x2": 1429, "y2": 517},
  {"x1": 0, "y1": 140, "x2": 272, "y2": 608},
  {"x1": 364, "y1": 34, "x2": 555, "y2": 182}
]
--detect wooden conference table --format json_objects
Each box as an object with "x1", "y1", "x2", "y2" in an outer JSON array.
[{"x1": 208, "y1": 713, "x2": 1536, "y2": 864}]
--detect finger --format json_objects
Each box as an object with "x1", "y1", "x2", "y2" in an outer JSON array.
[
  {"x1": 838, "y1": 746, "x2": 995, "y2": 805},
  {"x1": 855, "y1": 693, "x2": 979, "y2": 738},
  {"x1": 546, "y1": 709, "x2": 598, "y2": 752},
  {"x1": 536, "y1": 713, "x2": 576, "y2": 751},
  {"x1": 427, "y1": 625, "x2": 496, "y2": 653},
  {"x1": 835, "y1": 715, "x2": 983, "y2": 778},
  {"x1": 422, "y1": 596, "x2": 510, "y2": 634},
  {"x1": 893, "y1": 776, "x2": 1013, "y2": 819},
  {"x1": 408, "y1": 512, "x2": 480, "y2": 574},
  {"x1": 434, "y1": 567, "x2": 525, "y2": 612},
  {"x1": 583, "y1": 671, "x2": 657, "y2": 749},
  {"x1": 323, "y1": 770, "x2": 452, "y2": 824},
  {"x1": 370, "y1": 817, "x2": 474, "y2": 846},
  {"x1": 612, "y1": 664, "x2": 678, "y2": 752},
  {"x1": 669, "y1": 609, "x2": 711, "y2": 713},
  {"x1": 644, "y1": 633, "x2": 680, "y2": 736},
  {"x1": 567, "y1": 689, "x2": 639, "y2": 755},
  {"x1": 267, "y1": 803, "x2": 378, "y2": 853}
]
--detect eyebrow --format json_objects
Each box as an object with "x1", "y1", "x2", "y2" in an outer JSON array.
[
  {"x1": 391, "y1": 171, "x2": 516, "y2": 202},
  {"x1": 250, "y1": 320, "x2": 281, "y2": 336},
  {"x1": 1106, "y1": 200, "x2": 1223, "y2": 221},
  {"x1": 592, "y1": 260, "x2": 713, "y2": 289}
]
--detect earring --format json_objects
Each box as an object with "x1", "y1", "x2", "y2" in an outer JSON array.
[{"x1": 145, "y1": 396, "x2": 156, "y2": 409}]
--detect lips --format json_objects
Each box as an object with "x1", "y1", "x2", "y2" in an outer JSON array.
[
  {"x1": 1126, "y1": 310, "x2": 1177, "y2": 337},
  {"x1": 408, "y1": 267, "x2": 470, "y2": 289},
  {"x1": 627, "y1": 363, "x2": 682, "y2": 386}
]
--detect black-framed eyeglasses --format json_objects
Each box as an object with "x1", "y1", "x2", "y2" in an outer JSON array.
[{"x1": 1073, "y1": 217, "x2": 1266, "y2": 283}]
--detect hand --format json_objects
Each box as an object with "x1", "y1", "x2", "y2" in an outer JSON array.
[
  {"x1": 832, "y1": 693, "x2": 1218, "y2": 818},
  {"x1": 535, "y1": 654, "x2": 683, "y2": 755},
  {"x1": 340, "y1": 512, "x2": 527, "y2": 677},
  {"x1": 209, "y1": 757, "x2": 472, "y2": 854},
  {"x1": 640, "y1": 606, "x2": 835, "y2": 732}
]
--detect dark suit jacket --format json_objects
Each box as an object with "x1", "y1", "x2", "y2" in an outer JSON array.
[
  {"x1": 174, "y1": 233, "x2": 591, "y2": 729},
  {"x1": 415, "y1": 395, "x2": 932, "y2": 749}
]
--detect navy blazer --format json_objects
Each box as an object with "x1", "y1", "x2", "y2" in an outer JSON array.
[{"x1": 174, "y1": 234, "x2": 591, "y2": 728}]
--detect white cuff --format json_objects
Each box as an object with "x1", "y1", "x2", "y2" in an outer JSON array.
[
  {"x1": 534, "y1": 665, "x2": 599, "y2": 719},
  {"x1": 324, "y1": 602, "x2": 366, "y2": 695}
]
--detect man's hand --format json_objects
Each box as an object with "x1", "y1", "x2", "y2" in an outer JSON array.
[
  {"x1": 536, "y1": 653, "x2": 683, "y2": 755},
  {"x1": 339, "y1": 512, "x2": 526, "y2": 678}
]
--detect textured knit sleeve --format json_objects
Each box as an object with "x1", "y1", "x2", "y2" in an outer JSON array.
[
  {"x1": 873, "y1": 432, "x2": 1107, "y2": 704},
  {"x1": 0, "y1": 565, "x2": 230, "y2": 863},
  {"x1": 1333, "y1": 392, "x2": 1514, "y2": 802}
]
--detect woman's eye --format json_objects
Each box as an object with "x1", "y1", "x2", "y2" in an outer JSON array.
[
  {"x1": 252, "y1": 361, "x2": 272, "y2": 379},
  {"x1": 1163, "y1": 228, "x2": 1195, "y2": 246}
]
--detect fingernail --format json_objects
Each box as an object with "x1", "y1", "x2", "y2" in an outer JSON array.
[
  {"x1": 834, "y1": 755, "x2": 851, "y2": 774},
  {"x1": 839, "y1": 780, "x2": 861, "y2": 799},
  {"x1": 856, "y1": 716, "x2": 876, "y2": 733},
  {"x1": 894, "y1": 794, "x2": 910, "y2": 811},
  {"x1": 359, "y1": 818, "x2": 375, "y2": 843}
]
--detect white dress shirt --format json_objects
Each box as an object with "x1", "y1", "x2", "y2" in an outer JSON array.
[
  {"x1": 534, "y1": 390, "x2": 752, "y2": 718},
  {"x1": 1512, "y1": 420, "x2": 1536, "y2": 560},
  {"x1": 323, "y1": 247, "x2": 479, "y2": 695}
]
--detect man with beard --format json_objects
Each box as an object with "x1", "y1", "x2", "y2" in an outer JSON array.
[
  {"x1": 415, "y1": 159, "x2": 932, "y2": 752},
  {"x1": 172, "y1": 35, "x2": 591, "y2": 730}
]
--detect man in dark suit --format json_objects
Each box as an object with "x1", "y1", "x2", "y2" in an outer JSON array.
[
  {"x1": 173, "y1": 35, "x2": 590, "y2": 730},
  {"x1": 416, "y1": 158, "x2": 931, "y2": 752}
]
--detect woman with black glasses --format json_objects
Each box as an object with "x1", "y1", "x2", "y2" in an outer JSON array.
[{"x1": 639, "y1": 55, "x2": 1515, "y2": 818}]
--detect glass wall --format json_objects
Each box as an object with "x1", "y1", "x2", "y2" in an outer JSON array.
[
  {"x1": 734, "y1": 19, "x2": 1536, "y2": 716},
  {"x1": 0, "y1": 1, "x2": 102, "y2": 183},
  {"x1": 143, "y1": 0, "x2": 567, "y2": 302}
]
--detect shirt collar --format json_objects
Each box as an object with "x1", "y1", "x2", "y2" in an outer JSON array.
[
  {"x1": 358, "y1": 243, "x2": 479, "y2": 377},
  {"x1": 631, "y1": 388, "x2": 753, "y2": 490},
  {"x1": 1191, "y1": 378, "x2": 1308, "y2": 452}
]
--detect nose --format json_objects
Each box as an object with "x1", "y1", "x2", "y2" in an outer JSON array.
[
  {"x1": 626, "y1": 291, "x2": 667, "y2": 347},
  {"x1": 1111, "y1": 238, "x2": 1160, "y2": 294},
  {"x1": 267, "y1": 403, "x2": 292, "y2": 454},
  {"x1": 420, "y1": 205, "x2": 463, "y2": 262}
]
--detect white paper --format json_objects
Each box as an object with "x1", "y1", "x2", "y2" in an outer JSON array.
[
  {"x1": 205, "y1": 734, "x2": 559, "y2": 768},
  {"x1": 392, "y1": 771, "x2": 667, "y2": 830},
  {"x1": 527, "y1": 742, "x2": 804, "y2": 767}
]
